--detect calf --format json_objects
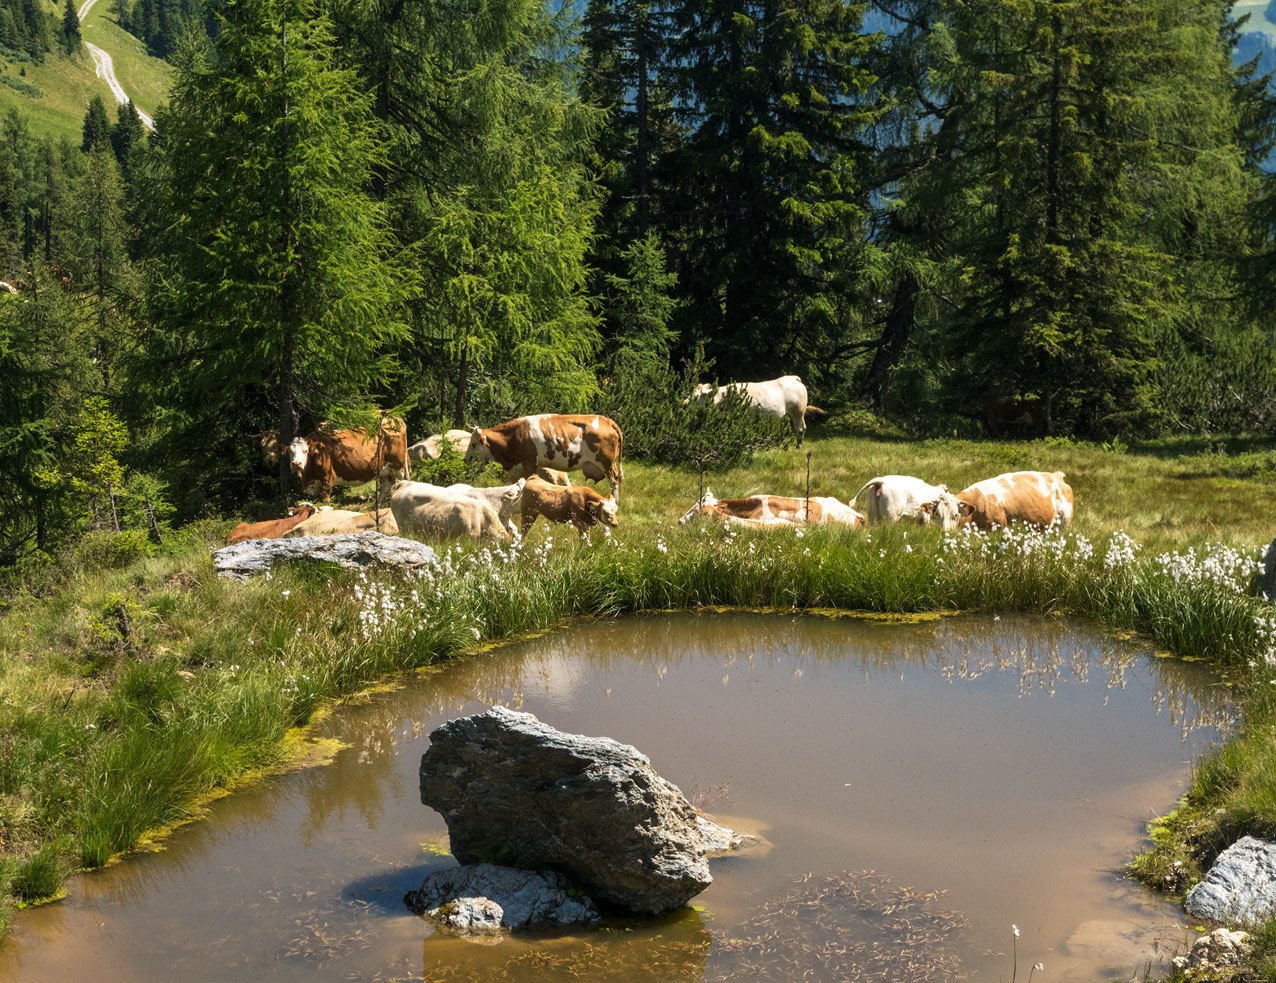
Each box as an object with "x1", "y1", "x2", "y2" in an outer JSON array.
[
  {"x1": 853, "y1": 475, "x2": 964, "y2": 530},
  {"x1": 679, "y1": 491, "x2": 862, "y2": 527},
  {"x1": 467, "y1": 414, "x2": 624, "y2": 501},
  {"x1": 226, "y1": 504, "x2": 318, "y2": 544},
  {"x1": 520, "y1": 475, "x2": 618, "y2": 535},
  {"x1": 957, "y1": 471, "x2": 1074, "y2": 529}
]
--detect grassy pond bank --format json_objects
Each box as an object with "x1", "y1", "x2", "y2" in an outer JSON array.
[{"x1": 4, "y1": 434, "x2": 1276, "y2": 977}]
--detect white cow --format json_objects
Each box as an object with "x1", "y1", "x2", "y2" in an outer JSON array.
[
  {"x1": 446, "y1": 480, "x2": 526, "y2": 535},
  {"x1": 691, "y1": 375, "x2": 820, "y2": 446},
  {"x1": 679, "y1": 490, "x2": 863, "y2": 527},
  {"x1": 390, "y1": 482, "x2": 509, "y2": 540},
  {"x1": 408, "y1": 429, "x2": 473, "y2": 464},
  {"x1": 852, "y1": 475, "x2": 964, "y2": 530}
]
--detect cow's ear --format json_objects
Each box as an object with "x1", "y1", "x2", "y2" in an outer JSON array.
[
  {"x1": 470, "y1": 427, "x2": 485, "y2": 445},
  {"x1": 919, "y1": 501, "x2": 936, "y2": 515},
  {"x1": 958, "y1": 501, "x2": 976, "y2": 517}
]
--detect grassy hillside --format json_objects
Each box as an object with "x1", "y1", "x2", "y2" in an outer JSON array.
[{"x1": 0, "y1": 1, "x2": 169, "y2": 144}]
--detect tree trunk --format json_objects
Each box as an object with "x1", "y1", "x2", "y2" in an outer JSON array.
[
  {"x1": 453, "y1": 342, "x2": 469, "y2": 428},
  {"x1": 864, "y1": 270, "x2": 919, "y2": 410}
]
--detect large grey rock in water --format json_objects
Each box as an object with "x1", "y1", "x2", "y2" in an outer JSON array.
[
  {"x1": 419, "y1": 706, "x2": 718, "y2": 914},
  {"x1": 405, "y1": 863, "x2": 598, "y2": 931},
  {"x1": 212, "y1": 531, "x2": 435, "y2": 580},
  {"x1": 1186, "y1": 836, "x2": 1276, "y2": 925}
]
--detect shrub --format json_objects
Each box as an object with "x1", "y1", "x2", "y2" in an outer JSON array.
[
  {"x1": 410, "y1": 436, "x2": 501, "y2": 487},
  {"x1": 69, "y1": 530, "x2": 152, "y2": 571}
]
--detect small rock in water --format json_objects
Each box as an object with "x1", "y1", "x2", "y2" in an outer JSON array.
[
  {"x1": 212, "y1": 531, "x2": 436, "y2": 580},
  {"x1": 406, "y1": 864, "x2": 598, "y2": 931},
  {"x1": 1186, "y1": 836, "x2": 1276, "y2": 925},
  {"x1": 1171, "y1": 928, "x2": 1252, "y2": 974},
  {"x1": 696, "y1": 814, "x2": 756, "y2": 856},
  {"x1": 418, "y1": 706, "x2": 727, "y2": 913}
]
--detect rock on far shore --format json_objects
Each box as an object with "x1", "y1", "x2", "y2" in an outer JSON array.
[
  {"x1": 406, "y1": 864, "x2": 599, "y2": 932},
  {"x1": 418, "y1": 706, "x2": 743, "y2": 915},
  {"x1": 1186, "y1": 836, "x2": 1276, "y2": 925},
  {"x1": 212, "y1": 531, "x2": 436, "y2": 580}
]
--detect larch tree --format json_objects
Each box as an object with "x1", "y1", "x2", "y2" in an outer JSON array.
[{"x1": 153, "y1": 0, "x2": 408, "y2": 503}]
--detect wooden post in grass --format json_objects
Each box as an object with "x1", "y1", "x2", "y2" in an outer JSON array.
[{"x1": 805, "y1": 451, "x2": 812, "y2": 524}]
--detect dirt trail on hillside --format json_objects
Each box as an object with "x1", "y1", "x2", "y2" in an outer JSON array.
[{"x1": 77, "y1": 0, "x2": 156, "y2": 131}]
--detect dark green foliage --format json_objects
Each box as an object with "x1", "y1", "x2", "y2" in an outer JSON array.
[
  {"x1": 59, "y1": 0, "x2": 79, "y2": 54},
  {"x1": 120, "y1": 0, "x2": 207, "y2": 58},
  {"x1": 151, "y1": 0, "x2": 410, "y2": 506},
  {"x1": 600, "y1": 347, "x2": 788, "y2": 469},
  {"x1": 81, "y1": 96, "x2": 111, "y2": 154},
  {"x1": 601, "y1": 232, "x2": 677, "y2": 371},
  {"x1": 109, "y1": 102, "x2": 146, "y2": 182}
]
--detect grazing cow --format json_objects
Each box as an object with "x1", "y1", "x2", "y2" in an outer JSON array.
[
  {"x1": 678, "y1": 490, "x2": 863, "y2": 527},
  {"x1": 957, "y1": 471, "x2": 1074, "y2": 529},
  {"x1": 466, "y1": 414, "x2": 624, "y2": 501},
  {"x1": 446, "y1": 480, "x2": 527, "y2": 535},
  {"x1": 226, "y1": 504, "x2": 318, "y2": 544},
  {"x1": 853, "y1": 475, "x2": 964, "y2": 530},
  {"x1": 690, "y1": 375, "x2": 823, "y2": 446},
  {"x1": 389, "y1": 481, "x2": 510, "y2": 540},
  {"x1": 291, "y1": 418, "x2": 410, "y2": 500},
  {"x1": 281, "y1": 508, "x2": 398, "y2": 538},
  {"x1": 408, "y1": 429, "x2": 473, "y2": 464},
  {"x1": 519, "y1": 476, "x2": 618, "y2": 536}
]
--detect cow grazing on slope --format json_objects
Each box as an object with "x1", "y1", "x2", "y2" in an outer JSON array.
[
  {"x1": 679, "y1": 491, "x2": 863, "y2": 527},
  {"x1": 853, "y1": 475, "x2": 965, "y2": 530},
  {"x1": 466, "y1": 414, "x2": 624, "y2": 501},
  {"x1": 389, "y1": 482, "x2": 509, "y2": 540},
  {"x1": 519, "y1": 475, "x2": 618, "y2": 536},
  {"x1": 226, "y1": 504, "x2": 318, "y2": 544},
  {"x1": 957, "y1": 471, "x2": 1074, "y2": 529},
  {"x1": 690, "y1": 375, "x2": 823, "y2": 446},
  {"x1": 291, "y1": 418, "x2": 410, "y2": 500}
]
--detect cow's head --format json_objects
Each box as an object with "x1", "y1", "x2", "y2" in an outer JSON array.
[
  {"x1": 688, "y1": 383, "x2": 715, "y2": 403},
  {"x1": 678, "y1": 489, "x2": 718, "y2": 525},
  {"x1": 288, "y1": 437, "x2": 310, "y2": 480},
  {"x1": 287, "y1": 503, "x2": 317, "y2": 520},
  {"x1": 954, "y1": 499, "x2": 977, "y2": 526},
  {"x1": 917, "y1": 487, "x2": 965, "y2": 530},
  {"x1": 465, "y1": 427, "x2": 493, "y2": 463},
  {"x1": 588, "y1": 497, "x2": 619, "y2": 527}
]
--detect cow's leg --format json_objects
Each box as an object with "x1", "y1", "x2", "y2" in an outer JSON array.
[
  {"x1": 520, "y1": 512, "x2": 537, "y2": 536},
  {"x1": 794, "y1": 412, "x2": 805, "y2": 447}
]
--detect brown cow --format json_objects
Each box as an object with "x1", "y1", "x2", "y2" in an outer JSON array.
[
  {"x1": 291, "y1": 418, "x2": 410, "y2": 500},
  {"x1": 226, "y1": 504, "x2": 318, "y2": 544},
  {"x1": 519, "y1": 476, "x2": 618, "y2": 536},
  {"x1": 957, "y1": 471, "x2": 1074, "y2": 529},
  {"x1": 467, "y1": 414, "x2": 624, "y2": 501},
  {"x1": 679, "y1": 491, "x2": 863, "y2": 527}
]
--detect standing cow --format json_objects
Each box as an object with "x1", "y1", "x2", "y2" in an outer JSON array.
[
  {"x1": 291, "y1": 418, "x2": 410, "y2": 500},
  {"x1": 853, "y1": 476, "x2": 965, "y2": 530},
  {"x1": 957, "y1": 471, "x2": 1074, "y2": 529},
  {"x1": 691, "y1": 375, "x2": 823, "y2": 446},
  {"x1": 466, "y1": 414, "x2": 624, "y2": 502}
]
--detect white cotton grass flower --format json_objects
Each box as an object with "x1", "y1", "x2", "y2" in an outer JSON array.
[{"x1": 1013, "y1": 924, "x2": 1020, "y2": 939}]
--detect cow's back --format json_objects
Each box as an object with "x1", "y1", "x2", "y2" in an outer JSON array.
[{"x1": 960, "y1": 471, "x2": 1070, "y2": 528}]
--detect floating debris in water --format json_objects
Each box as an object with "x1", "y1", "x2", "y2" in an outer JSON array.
[{"x1": 708, "y1": 869, "x2": 968, "y2": 982}]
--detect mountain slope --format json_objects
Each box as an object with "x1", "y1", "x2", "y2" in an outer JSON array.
[{"x1": 0, "y1": 0, "x2": 169, "y2": 143}]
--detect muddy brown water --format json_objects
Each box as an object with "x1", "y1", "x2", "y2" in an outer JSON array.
[{"x1": 0, "y1": 612, "x2": 1233, "y2": 982}]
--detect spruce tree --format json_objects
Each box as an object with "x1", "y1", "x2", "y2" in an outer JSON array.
[
  {"x1": 81, "y1": 96, "x2": 111, "y2": 153},
  {"x1": 60, "y1": 0, "x2": 80, "y2": 54},
  {"x1": 154, "y1": 0, "x2": 408, "y2": 502},
  {"x1": 109, "y1": 100, "x2": 145, "y2": 181}
]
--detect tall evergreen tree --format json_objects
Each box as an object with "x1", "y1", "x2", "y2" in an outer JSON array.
[
  {"x1": 60, "y1": 0, "x2": 80, "y2": 54},
  {"x1": 109, "y1": 100, "x2": 146, "y2": 181},
  {"x1": 81, "y1": 96, "x2": 111, "y2": 154},
  {"x1": 153, "y1": 0, "x2": 408, "y2": 502},
  {"x1": 665, "y1": 0, "x2": 881, "y2": 381}
]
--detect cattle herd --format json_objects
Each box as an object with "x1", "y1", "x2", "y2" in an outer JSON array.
[{"x1": 232, "y1": 376, "x2": 1075, "y2": 547}]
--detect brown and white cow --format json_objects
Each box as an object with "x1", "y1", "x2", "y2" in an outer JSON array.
[
  {"x1": 291, "y1": 418, "x2": 410, "y2": 500},
  {"x1": 520, "y1": 475, "x2": 618, "y2": 536},
  {"x1": 467, "y1": 414, "x2": 624, "y2": 501},
  {"x1": 281, "y1": 508, "x2": 398, "y2": 538},
  {"x1": 226, "y1": 504, "x2": 318, "y2": 544},
  {"x1": 956, "y1": 471, "x2": 1074, "y2": 529},
  {"x1": 678, "y1": 491, "x2": 863, "y2": 527}
]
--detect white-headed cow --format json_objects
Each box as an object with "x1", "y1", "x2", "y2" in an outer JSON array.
[{"x1": 853, "y1": 475, "x2": 965, "y2": 530}]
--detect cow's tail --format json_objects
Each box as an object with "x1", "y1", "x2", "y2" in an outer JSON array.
[
  {"x1": 805, "y1": 405, "x2": 828, "y2": 417},
  {"x1": 851, "y1": 480, "x2": 879, "y2": 508}
]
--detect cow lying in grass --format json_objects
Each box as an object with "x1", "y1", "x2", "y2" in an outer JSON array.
[
  {"x1": 389, "y1": 480, "x2": 521, "y2": 540},
  {"x1": 519, "y1": 476, "x2": 618, "y2": 536},
  {"x1": 679, "y1": 491, "x2": 863, "y2": 527},
  {"x1": 958, "y1": 471, "x2": 1074, "y2": 529},
  {"x1": 226, "y1": 504, "x2": 318, "y2": 544},
  {"x1": 281, "y1": 507, "x2": 397, "y2": 538}
]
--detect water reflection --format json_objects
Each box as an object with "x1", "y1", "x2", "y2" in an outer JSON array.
[{"x1": 0, "y1": 613, "x2": 1233, "y2": 983}]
